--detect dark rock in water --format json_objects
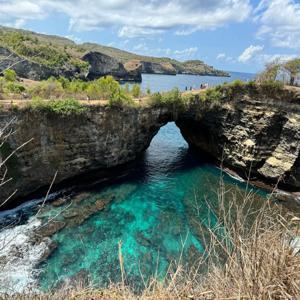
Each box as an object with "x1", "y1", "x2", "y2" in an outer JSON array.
[
  {"x1": 52, "y1": 197, "x2": 68, "y2": 207},
  {"x1": 73, "y1": 192, "x2": 92, "y2": 204},
  {"x1": 61, "y1": 253, "x2": 78, "y2": 267},
  {"x1": 82, "y1": 51, "x2": 142, "y2": 82},
  {"x1": 65, "y1": 198, "x2": 112, "y2": 227},
  {"x1": 136, "y1": 231, "x2": 153, "y2": 248},
  {"x1": 63, "y1": 211, "x2": 79, "y2": 219},
  {"x1": 34, "y1": 221, "x2": 66, "y2": 242}
]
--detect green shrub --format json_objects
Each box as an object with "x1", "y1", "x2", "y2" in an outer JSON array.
[
  {"x1": 86, "y1": 83, "x2": 101, "y2": 100},
  {"x1": 48, "y1": 98, "x2": 87, "y2": 115},
  {"x1": 149, "y1": 92, "x2": 163, "y2": 105},
  {"x1": 131, "y1": 84, "x2": 141, "y2": 98},
  {"x1": 28, "y1": 98, "x2": 87, "y2": 115},
  {"x1": 149, "y1": 88, "x2": 186, "y2": 110},
  {"x1": 27, "y1": 97, "x2": 49, "y2": 110},
  {"x1": 230, "y1": 80, "x2": 245, "y2": 88},
  {"x1": 0, "y1": 77, "x2": 6, "y2": 93},
  {"x1": 260, "y1": 80, "x2": 284, "y2": 95},
  {"x1": 204, "y1": 88, "x2": 223, "y2": 102},
  {"x1": 68, "y1": 80, "x2": 87, "y2": 93},
  {"x1": 97, "y1": 76, "x2": 120, "y2": 100},
  {"x1": 3, "y1": 69, "x2": 17, "y2": 82},
  {"x1": 29, "y1": 80, "x2": 64, "y2": 99},
  {"x1": 108, "y1": 89, "x2": 134, "y2": 107},
  {"x1": 5, "y1": 82, "x2": 26, "y2": 93}
]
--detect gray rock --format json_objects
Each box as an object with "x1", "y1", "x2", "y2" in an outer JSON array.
[{"x1": 82, "y1": 51, "x2": 142, "y2": 81}]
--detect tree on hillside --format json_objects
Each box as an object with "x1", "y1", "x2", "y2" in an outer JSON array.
[
  {"x1": 256, "y1": 59, "x2": 281, "y2": 83},
  {"x1": 284, "y1": 58, "x2": 300, "y2": 86}
]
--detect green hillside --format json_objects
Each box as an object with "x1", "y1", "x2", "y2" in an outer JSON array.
[{"x1": 0, "y1": 25, "x2": 229, "y2": 77}]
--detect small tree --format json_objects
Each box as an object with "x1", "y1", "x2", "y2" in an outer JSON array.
[
  {"x1": 3, "y1": 69, "x2": 17, "y2": 82},
  {"x1": 131, "y1": 84, "x2": 141, "y2": 98},
  {"x1": 256, "y1": 59, "x2": 281, "y2": 83},
  {"x1": 97, "y1": 76, "x2": 120, "y2": 100},
  {"x1": 284, "y1": 58, "x2": 300, "y2": 86}
]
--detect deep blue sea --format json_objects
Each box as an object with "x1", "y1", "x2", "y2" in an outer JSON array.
[{"x1": 0, "y1": 72, "x2": 265, "y2": 293}]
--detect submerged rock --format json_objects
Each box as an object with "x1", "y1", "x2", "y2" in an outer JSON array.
[{"x1": 64, "y1": 198, "x2": 112, "y2": 227}]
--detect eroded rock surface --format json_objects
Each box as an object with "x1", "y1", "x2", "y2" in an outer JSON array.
[
  {"x1": 0, "y1": 105, "x2": 171, "y2": 208},
  {"x1": 82, "y1": 51, "x2": 142, "y2": 82},
  {"x1": 177, "y1": 87, "x2": 300, "y2": 190},
  {"x1": 1, "y1": 87, "x2": 300, "y2": 209}
]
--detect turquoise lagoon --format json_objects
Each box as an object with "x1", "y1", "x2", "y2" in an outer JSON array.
[{"x1": 36, "y1": 122, "x2": 266, "y2": 290}]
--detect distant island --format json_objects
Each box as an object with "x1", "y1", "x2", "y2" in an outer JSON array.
[{"x1": 0, "y1": 26, "x2": 229, "y2": 82}]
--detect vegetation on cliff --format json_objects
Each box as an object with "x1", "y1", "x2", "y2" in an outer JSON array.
[{"x1": 257, "y1": 58, "x2": 300, "y2": 86}]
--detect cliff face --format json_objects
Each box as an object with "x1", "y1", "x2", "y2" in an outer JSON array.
[
  {"x1": 1, "y1": 87, "x2": 300, "y2": 209},
  {"x1": 0, "y1": 106, "x2": 171, "y2": 208},
  {"x1": 0, "y1": 47, "x2": 83, "y2": 81},
  {"x1": 82, "y1": 52, "x2": 142, "y2": 82},
  {"x1": 177, "y1": 87, "x2": 300, "y2": 190}
]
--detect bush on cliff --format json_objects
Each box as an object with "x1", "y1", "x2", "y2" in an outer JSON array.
[
  {"x1": 28, "y1": 97, "x2": 87, "y2": 115},
  {"x1": 259, "y1": 79, "x2": 284, "y2": 96},
  {"x1": 108, "y1": 88, "x2": 134, "y2": 108},
  {"x1": 131, "y1": 84, "x2": 141, "y2": 98},
  {"x1": 29, "y1": 79, "x2": 65, "y2": 99},
  {"x1": 149, "y1": 88, "x2": 186, "y2": 110},
  {"x1": 3, "y1": 69, "x2": 17, "y2": 82}
]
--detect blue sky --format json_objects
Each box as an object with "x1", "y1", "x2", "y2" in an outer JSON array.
[{"x1": 0, "y1": 0, "x2": 299, "y2": 73}]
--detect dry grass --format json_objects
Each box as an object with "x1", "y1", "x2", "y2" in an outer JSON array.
[{"x1": 4, "y1": 182, "x2": 300, "y2": 300}]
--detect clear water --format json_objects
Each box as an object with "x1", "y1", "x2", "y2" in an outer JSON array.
[
  {"x1": 37, "y1": 123, "x2": 266, "y2": 290},
  {"x1": 1, "y1": 73, "x2": 265, "y2": 291}
]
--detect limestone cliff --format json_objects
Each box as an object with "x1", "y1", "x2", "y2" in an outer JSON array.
[
  {"x1": 82, "y1": 52, "x2": 142, "y2": 82},
  {"x1": 177, "y1": 86, "x2": 300, "y2": 190},
  {"x1": 1, "y1": 86, "x2": 300, "y2": 209},
  {"x1": 0, "y1": 105, "x2": 171, "y2": 208}
]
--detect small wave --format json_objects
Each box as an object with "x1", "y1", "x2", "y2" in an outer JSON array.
[{"x1": 0, "y1": 217, "x2": 52, "y2": 295}]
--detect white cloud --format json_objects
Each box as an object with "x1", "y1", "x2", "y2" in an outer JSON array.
[
  {"x1": 0, "y1": 0, "x2": 252, "y2": 38},
  {"x1": 238, "y1": 45, "x2": 264, "y2": 63},
  {"x1": 174, "y1": 47, "x2": 198, "y2": 58},
  {"x1": 258, "y1": 54, "x2": 298, "y2": 64},
  {"x1": 217, "y1": 53, "x2": 226, "y2": 60},
  {"x1": 237, "y1": 44, "x2": 297, "y2": 67},
  {"x1": 255, "y1": 0, "x2": 300, "y2": 49},
  {"x1": 0, "y1": 0, "x2": 45, "y2": 28}
]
